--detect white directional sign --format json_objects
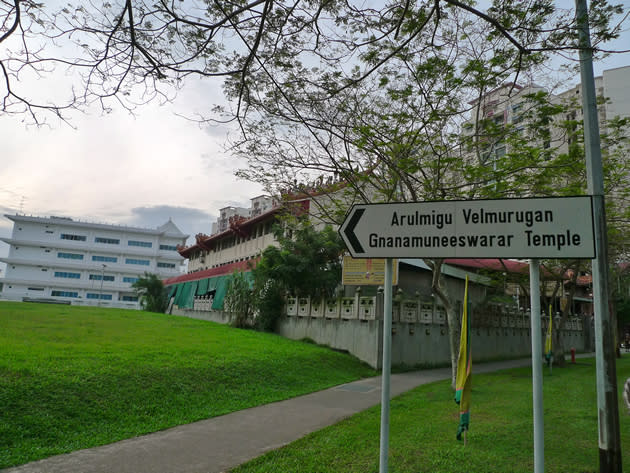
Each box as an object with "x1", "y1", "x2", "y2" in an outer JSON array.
[{"x1": 339, "y1": 197, "x2": 595, "y2": 259}]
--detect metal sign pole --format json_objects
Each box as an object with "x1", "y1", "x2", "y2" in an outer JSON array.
[
  {"x1": 575, "y1": 1, "x2": 622, "y2": 471},
  {"x1": 529, "y1": 259, "x2": 544, "y2": 473},
  {"x1": 379, "y1": 258, "x2": 393, "y2": 473}
]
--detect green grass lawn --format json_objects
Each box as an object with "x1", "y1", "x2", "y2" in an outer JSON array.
[
  {"x1": 232, "y1": 356, "x2": 630, "y2": 473},
  {"x1": 0, "y1": 301, "x2": 376, "y2": 469}
]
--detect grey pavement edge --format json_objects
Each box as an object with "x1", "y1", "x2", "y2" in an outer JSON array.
[{"x1": 3, "y1": 357, "x2": 566, "y2": 473}]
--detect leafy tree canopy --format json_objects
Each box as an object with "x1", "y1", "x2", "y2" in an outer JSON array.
[
  {"x1": 0, "y1": 0, "x2": 626, "y2": 123},
  {"x1": 254, "y1": 220, "x2": 345, "y2": 300}
]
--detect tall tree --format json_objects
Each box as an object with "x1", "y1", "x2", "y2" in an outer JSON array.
[
  {"x1": 251, "y1": 220, "x2": 346, "y2": 331},
  {"x1": 132, "y1": 272, "x2": 168, "y2": 313},
  {"x1": 224, "y1": 270, "x2": 254, "y2": 328},
  {"x1": 232, "y1": 42, "x2": 630, "y2": 385},
  {"x1": 254, "y1": 220, "x2": 345, "y2": 299}
]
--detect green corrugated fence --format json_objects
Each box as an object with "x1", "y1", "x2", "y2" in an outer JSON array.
[{"x1": 167, "y1": 272, "x2": 254, "y2": 311}]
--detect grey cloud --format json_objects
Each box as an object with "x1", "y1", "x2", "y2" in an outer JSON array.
[
  {"x1": 200, "y1": 151, "x2": 236, "y2": 170},
  {"x1": 203, "y1": 123, "x2": 231, "y2": 139},
  {"x1": 0, "y1": 205, "x2": 17, "y2": 216},
  {"x1": 127, "y1": 205, "x2": 217, "y2": 246}
]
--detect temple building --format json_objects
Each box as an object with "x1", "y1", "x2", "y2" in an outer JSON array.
[{"x1": 164, "y1": 196, "x2": 309, "y2": 310}]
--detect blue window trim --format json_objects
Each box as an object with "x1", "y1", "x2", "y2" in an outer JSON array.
[
  {"x1": 92, "y1": 255, "x2": 118, "y2": 263},
  {"x1": 87, "y1": 293, "x2": 113, "y2": 300},
  {"x1": 60, "y1": 234, "x2": 86, "y2": 241},
  {"x1": 125, "y1": 258, "x2": 150, "y2": 266},
  {"x1": 54, "y1": 271, "x2": 81, "y2": 279},
  {"x1": 128, "y1": 240, "x2": 153, "y2": 248},
  {"x1": 51, "y1": 290, "x2": 79, "y2": 298},
  {"x1": 95, "y1": 237, "x2": 120, "y2": 244},
  {"x1": 89, "y1": 274, "x2": 115, "y2": 281},
  {"x1": 58, "y1": 252, "x2": 84, "y2": 260}
]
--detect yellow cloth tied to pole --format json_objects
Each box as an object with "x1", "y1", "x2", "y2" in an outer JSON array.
[
  {"x1": 455, "y1": 275, "x2": 471, "y2": 441},
  {"x1": 545, "y1": 305, "x2": 553, "y2": 366}
]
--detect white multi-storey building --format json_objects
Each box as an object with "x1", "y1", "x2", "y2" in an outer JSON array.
[
  {"x1": 211, "y1": 206, "x2": 250, "y2": 235},
  {"x1": 209, "y1": 196, "x2": 276, "y2": 235},
  {"x1": 462, "y1": 65, "x2": 630, "y2": 161},
  {"x1": 249, "y1": 195, "x2": 275, "y2": 217},
  {"x1": 0, "y1": 214, "x2": 188, "y2": 309},
  {"x1": 462, "y1": 82, "x2": 548, "y2": 163},
  {"x1": 556, "y1": 65, "x2": 630, "y2": 144}
]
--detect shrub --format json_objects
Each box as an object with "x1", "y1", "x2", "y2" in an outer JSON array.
[{"x1": 224, "y1": 271, "x2": 253, "y2": 328}]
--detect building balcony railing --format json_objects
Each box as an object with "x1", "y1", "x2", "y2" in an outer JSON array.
[
  {"x1": 2, "y1": 237, "x2": 183, "y2": 259},
  {"x1": 0, "y1": 256, "x2": 183, "y2": 278},
  {"x1": 0, "y1": 276, "x2": 137, "y2": 293}
]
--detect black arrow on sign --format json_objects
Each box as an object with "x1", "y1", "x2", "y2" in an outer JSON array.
[{"x1": 344, "y1": 208, "x2": 365, "y2": 254}]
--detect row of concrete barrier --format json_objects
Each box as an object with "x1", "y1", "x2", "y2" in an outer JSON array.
[
  {"x1": 176, "y1": 295, "x2": 590, "y2": 368},
  {"x1": 282, "y1": 295, "x2": 584, "y2": 330}
]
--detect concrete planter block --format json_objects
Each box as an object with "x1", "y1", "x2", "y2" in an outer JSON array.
[
  {"x1": 359, "y1": 297, "x2": 376, "y2": 320},
  {"x1": 419, "y1": 302, "x2": 433, "y2": 324},
  {"x1": 298, "y1": 297, "x2": 310, "y2": 317},
  {"x1": 324, "y1": 299, "x2": 340, "y2": 318},
  {"x1": 401, "y1": 301, "x2": 419, "y2": 323},
  {"x1": 392, "y1": 301, "x2": 402, "y2": 323},
  {"x1": 435, "y1": 306, "x2": 446, "y2": 325},
  {"x1": 286, "y1": 297, "x2": 298, "y2": 316},
  {"x1": 311, "y1": 300, "x2": 324, "y2": 318},
  {"x1": 340, "y1": 297, "x2": 357, "y2": 319}
]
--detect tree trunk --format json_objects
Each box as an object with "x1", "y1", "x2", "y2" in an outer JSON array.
[
  {"x1": 444, "y1": 299, "x2": 459, "y2": 390},
  {"x1": 425, "y1": 258, "x2": 459, "y2": 390},
  {"x1": 553, "y1": 263, "x2": 580, "y2": 367},
  {"x1": 553, "y1": 317, "x2": 567, "y2": 367}
]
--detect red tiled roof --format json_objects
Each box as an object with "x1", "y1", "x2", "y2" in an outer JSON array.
[
  {"x1": 563, "y1": 269, "x2": 592, "y2": 286},
  {"x1": 444, "y1": 258, "x2": 529, "y2": 274},
  {"x1": 163, "y1": 259, "x2": 258, "y2": 286},
  {"x1": 575, "y1": 275, "x2": 592, "y2": 286}
]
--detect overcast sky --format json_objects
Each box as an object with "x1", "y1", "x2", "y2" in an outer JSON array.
[
  {"x1": 1, "y1": 1, "x2": 629, "y2": 276},
  {"x1": 0, "y1": 76, "x2": 264, "y2": 255}
]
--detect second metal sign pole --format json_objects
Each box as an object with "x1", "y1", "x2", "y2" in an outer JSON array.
[
  {"x1": 529, "y1": 259, "x2": 544, "y2": 473},
  {"x1": 575, "y1": 1, "x2": 622, "y2": 470},
  {"x1": 379, "y1": 258, "x2": 393, "y2": 473}
]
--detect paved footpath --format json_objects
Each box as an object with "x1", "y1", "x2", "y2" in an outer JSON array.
[{"x1": 3, "y1": 358, "x2": 542, "y2": 473}]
